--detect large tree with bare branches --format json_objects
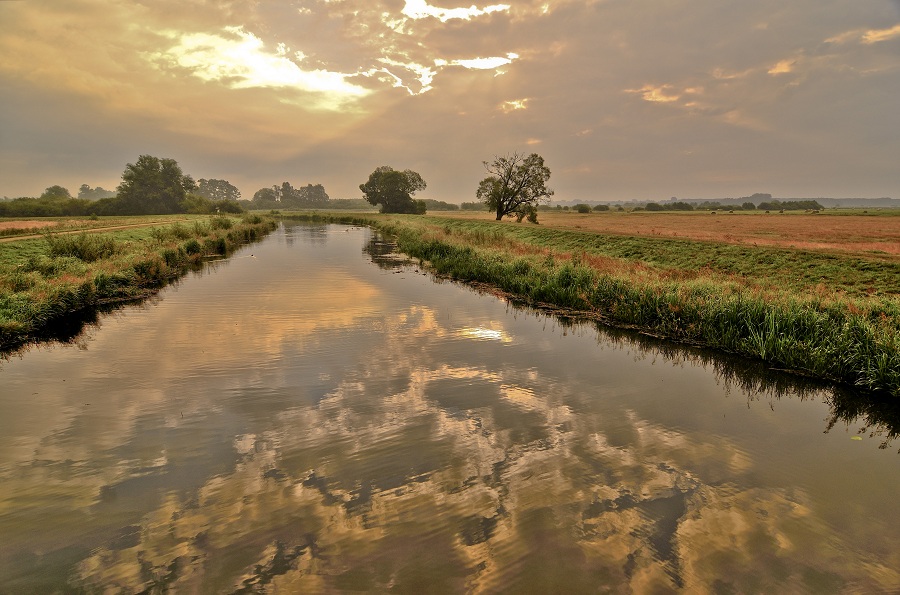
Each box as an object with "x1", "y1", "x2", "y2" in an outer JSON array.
[{"x1": 476, "y1": 153, "x2": 553, "y2": 221}]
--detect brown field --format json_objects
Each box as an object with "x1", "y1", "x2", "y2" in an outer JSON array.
[
  {"x1": 0, "y1": 217, "x2": 195, "y2": 242},
  {"x1": 0, "y1": 220, "x2": 61, "y2": 231},
  {"x1": 438, "y1": 211, "x2": 900, "y2": 255}
]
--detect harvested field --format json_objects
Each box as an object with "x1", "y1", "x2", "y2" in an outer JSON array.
[
  {"x1": 440, "y1": 211, "x2": 900, "y2": 255},
  {"x1": 0, "y1": 220, "x2": 61, "y2": 231}
]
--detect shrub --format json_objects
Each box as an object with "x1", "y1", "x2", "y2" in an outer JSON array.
[
  {"x1": 210, "y1": 215, "x2": 234, "y2": 230},
  {"x1": 183, "y1": 239, "x2": 202, "y2": 255}
]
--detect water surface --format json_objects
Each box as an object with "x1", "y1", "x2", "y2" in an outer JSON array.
[{"x1": 1, "y1": 222, "x2": 898, "y2": 593}]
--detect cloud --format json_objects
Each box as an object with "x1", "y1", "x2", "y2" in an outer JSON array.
[
  {"x1": 767, "y1": 59, "x2": 795, "y2": 75},
  {"x1": 499, "y1": 98, "x2": 529, "y2": 112},
  {"x1": 401, "y1": 0, "x2": 510, "y2": 22},
  {"x1": 862, "y1": 22, "x2": 900, "y2": 43},
  {"x1": 438, "y1": 53, "x2": 519, "y2": 70},
  {"x1": 367, "y1": 58, "x2": 438, "y2": 94},
  {"x1": 626, "y1": 84, "x2": 682, "y2": 103},
  {"x1": 150, "y1": 27, "x2": 371, "y2": 110}
]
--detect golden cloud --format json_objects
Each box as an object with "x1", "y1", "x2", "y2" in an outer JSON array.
[{"x1": 151, "y1": 27, "x2": 372, "y2": 110}]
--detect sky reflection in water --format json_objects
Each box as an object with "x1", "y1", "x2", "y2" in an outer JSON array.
[{"x1": 0, "y1": 223, "x2": 898, "y2": 593}]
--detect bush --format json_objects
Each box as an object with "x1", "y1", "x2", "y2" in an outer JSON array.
[
  {"x1": 183, "y1": 239, "x2": 202, "y2": 255},
  {"x1": 574, "y1": 204, "x2": 592, "y2": 213},
  {"x1": 593, "y1": 204, "x2": 610, "y2": 212},
  {"x1": 209, "y1": 215, "x2": 234, "y2": 230}
]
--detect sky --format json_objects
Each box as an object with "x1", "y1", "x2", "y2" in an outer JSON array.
[{"x1": 1, "y1": 0, "x2": 899, "y2": 203}]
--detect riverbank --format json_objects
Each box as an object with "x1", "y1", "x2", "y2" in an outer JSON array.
[
  {"x1": 290, "y1": 211, "x2": 900, "y2": 398},
  {"x1": 0, "y1": 214, "x2": 276, "y2": 351}
]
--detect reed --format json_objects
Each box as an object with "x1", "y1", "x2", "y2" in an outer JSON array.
[{"x1": 45, "y1": 232, "x2": 119, "y2": 262}]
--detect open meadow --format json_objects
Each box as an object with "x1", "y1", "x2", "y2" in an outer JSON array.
[{"x1": 441, "y1": 209, "x2": 900, "y2": 256}]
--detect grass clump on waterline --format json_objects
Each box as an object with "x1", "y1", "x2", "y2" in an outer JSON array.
[
  {"x1": 0, "y1": 215, "x2": 276, "y2": 351},
  {"x1": 289, "y1": 212, "x2": 900, "y2": 398}
]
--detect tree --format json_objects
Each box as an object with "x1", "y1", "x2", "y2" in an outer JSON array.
[
  {"x1": 41, "y1": 185, "x2": 72, "y2": 200},
  {"x1": 197, "y1": 178, "x2": 241, "y2": 202},
  {"x1": 477, "y1": 153, "x2": 553, "y2": 221},
  {"x1": 296, "y1": 184, "x2": 329, "y2": 205},
  {"x1": 360, "y1": 166, "x2": 427, "y2": 214},
  {"x1": 77, "y1": 184, "x2": 116, "y2": 200},
  {"x1": 252, "y1": 187, "x2": 279, "y2": 203},
  {"x1": 117, "y1": 155, "x2": 196, "y2": 214}
]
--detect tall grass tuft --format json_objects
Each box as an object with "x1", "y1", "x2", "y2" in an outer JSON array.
[
  {"x1": 210, "y1": 215, "x2": 234, "y2": 230},
  {"x1": 45, "y1": 233, "x2": 118, "y2": 262}
]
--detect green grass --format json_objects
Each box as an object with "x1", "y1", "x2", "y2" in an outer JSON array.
[
  {"x1": 287, "y1": 212, "x2": 900, "y2": 398},
  {"x1": 0, "y1": 215, "x2": 276, "y2": 350}
]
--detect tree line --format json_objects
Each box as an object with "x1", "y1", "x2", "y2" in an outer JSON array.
[
  {"x1": 3, "y1": 151, "x2": 557, "y2": 221},
  {"x1": 0, "y1": 156, "x2": 243, "y2": 217}
]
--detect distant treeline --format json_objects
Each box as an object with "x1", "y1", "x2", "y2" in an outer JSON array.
[
  {"x1": 0, "y1": 159, "x2": 245, "y2": 217},
  {"x1": 635, "y1": 199, "x2": 825, "y2": 212}
]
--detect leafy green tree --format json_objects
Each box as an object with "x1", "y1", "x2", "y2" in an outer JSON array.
[
  {"x1": 422, "y1": 199, "x2": 459, "y2": 211},
  {"x1": 671, "y1": 201, "x2": 694, "y2": 211},
  {"x1": 477, "y1": 153, "x2": 553, "y2": 221},
  {"x1": 360, "y1": 166, "x2": 427, "y2": 214},
  {"x1": 40, "y1": 185, "x2": 72, "y2": 200},
  {"x1": 252, "y1": 187, "x2": 279, "y2": 203},
  {"x1": 296, "y1": 183, "x2": 329, "y2": 205},
  {"x1": 197, "y1": 178, "x2": 241, "y2": 202},
  {"x1": 117, "y1": 155, "x2": 196, "y2": 214},
  {"x1": 77, "y1": 184, "x2": 116, "y2": 200}
]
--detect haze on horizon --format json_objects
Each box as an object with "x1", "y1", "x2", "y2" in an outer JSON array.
[{"x1": 1, "y1": 0, "x2": 898, "y2": 203}]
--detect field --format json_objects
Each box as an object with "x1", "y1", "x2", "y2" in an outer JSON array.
[
  {"x1": 441, "y1": 210, "x2": 900, "y2": 255},
  {"x1": 292, "y1": 209, "x2": 900, "y2": 398},
  {"x1": 0, "y1": 216, "x2": 193, "y2": 239}
]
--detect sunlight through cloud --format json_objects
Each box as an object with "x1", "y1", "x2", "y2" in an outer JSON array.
[
  {"x1": 767, "y1": 59, "x2": 795, "y2": 75},
  {"x1": 367, "y1": 58, "x2": 438, "y2": 94},
  {"x1": 153, "y1": 27, "x2": 370, "y2": 110},
  {"x1": 862, "y1": 23, "x2": 900, "y2": 44},
  {"x1": 437, "y1": 53, "x2": 519, "y2": 70},
  {"x1": 401, "y1": 0, "x2": 510, "y2": 22},
  {"x1": 626, "y1": 84, "x2": 681, "y2": 103},
  {"x1": 499, "y1": 98, "x2": 529, "y2": 112}
]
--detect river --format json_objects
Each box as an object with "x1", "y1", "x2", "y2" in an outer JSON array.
[{"x1": 1, "y1": 222, "x2": 898, "y2": 593}]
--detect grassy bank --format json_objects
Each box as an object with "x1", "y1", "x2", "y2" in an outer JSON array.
[
  {"x1": 290, "y1": 211, "x2": 900, "y2": 398},
  {"x1": 0, "y1": 214, "x2": 276, "y2": 351}
]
